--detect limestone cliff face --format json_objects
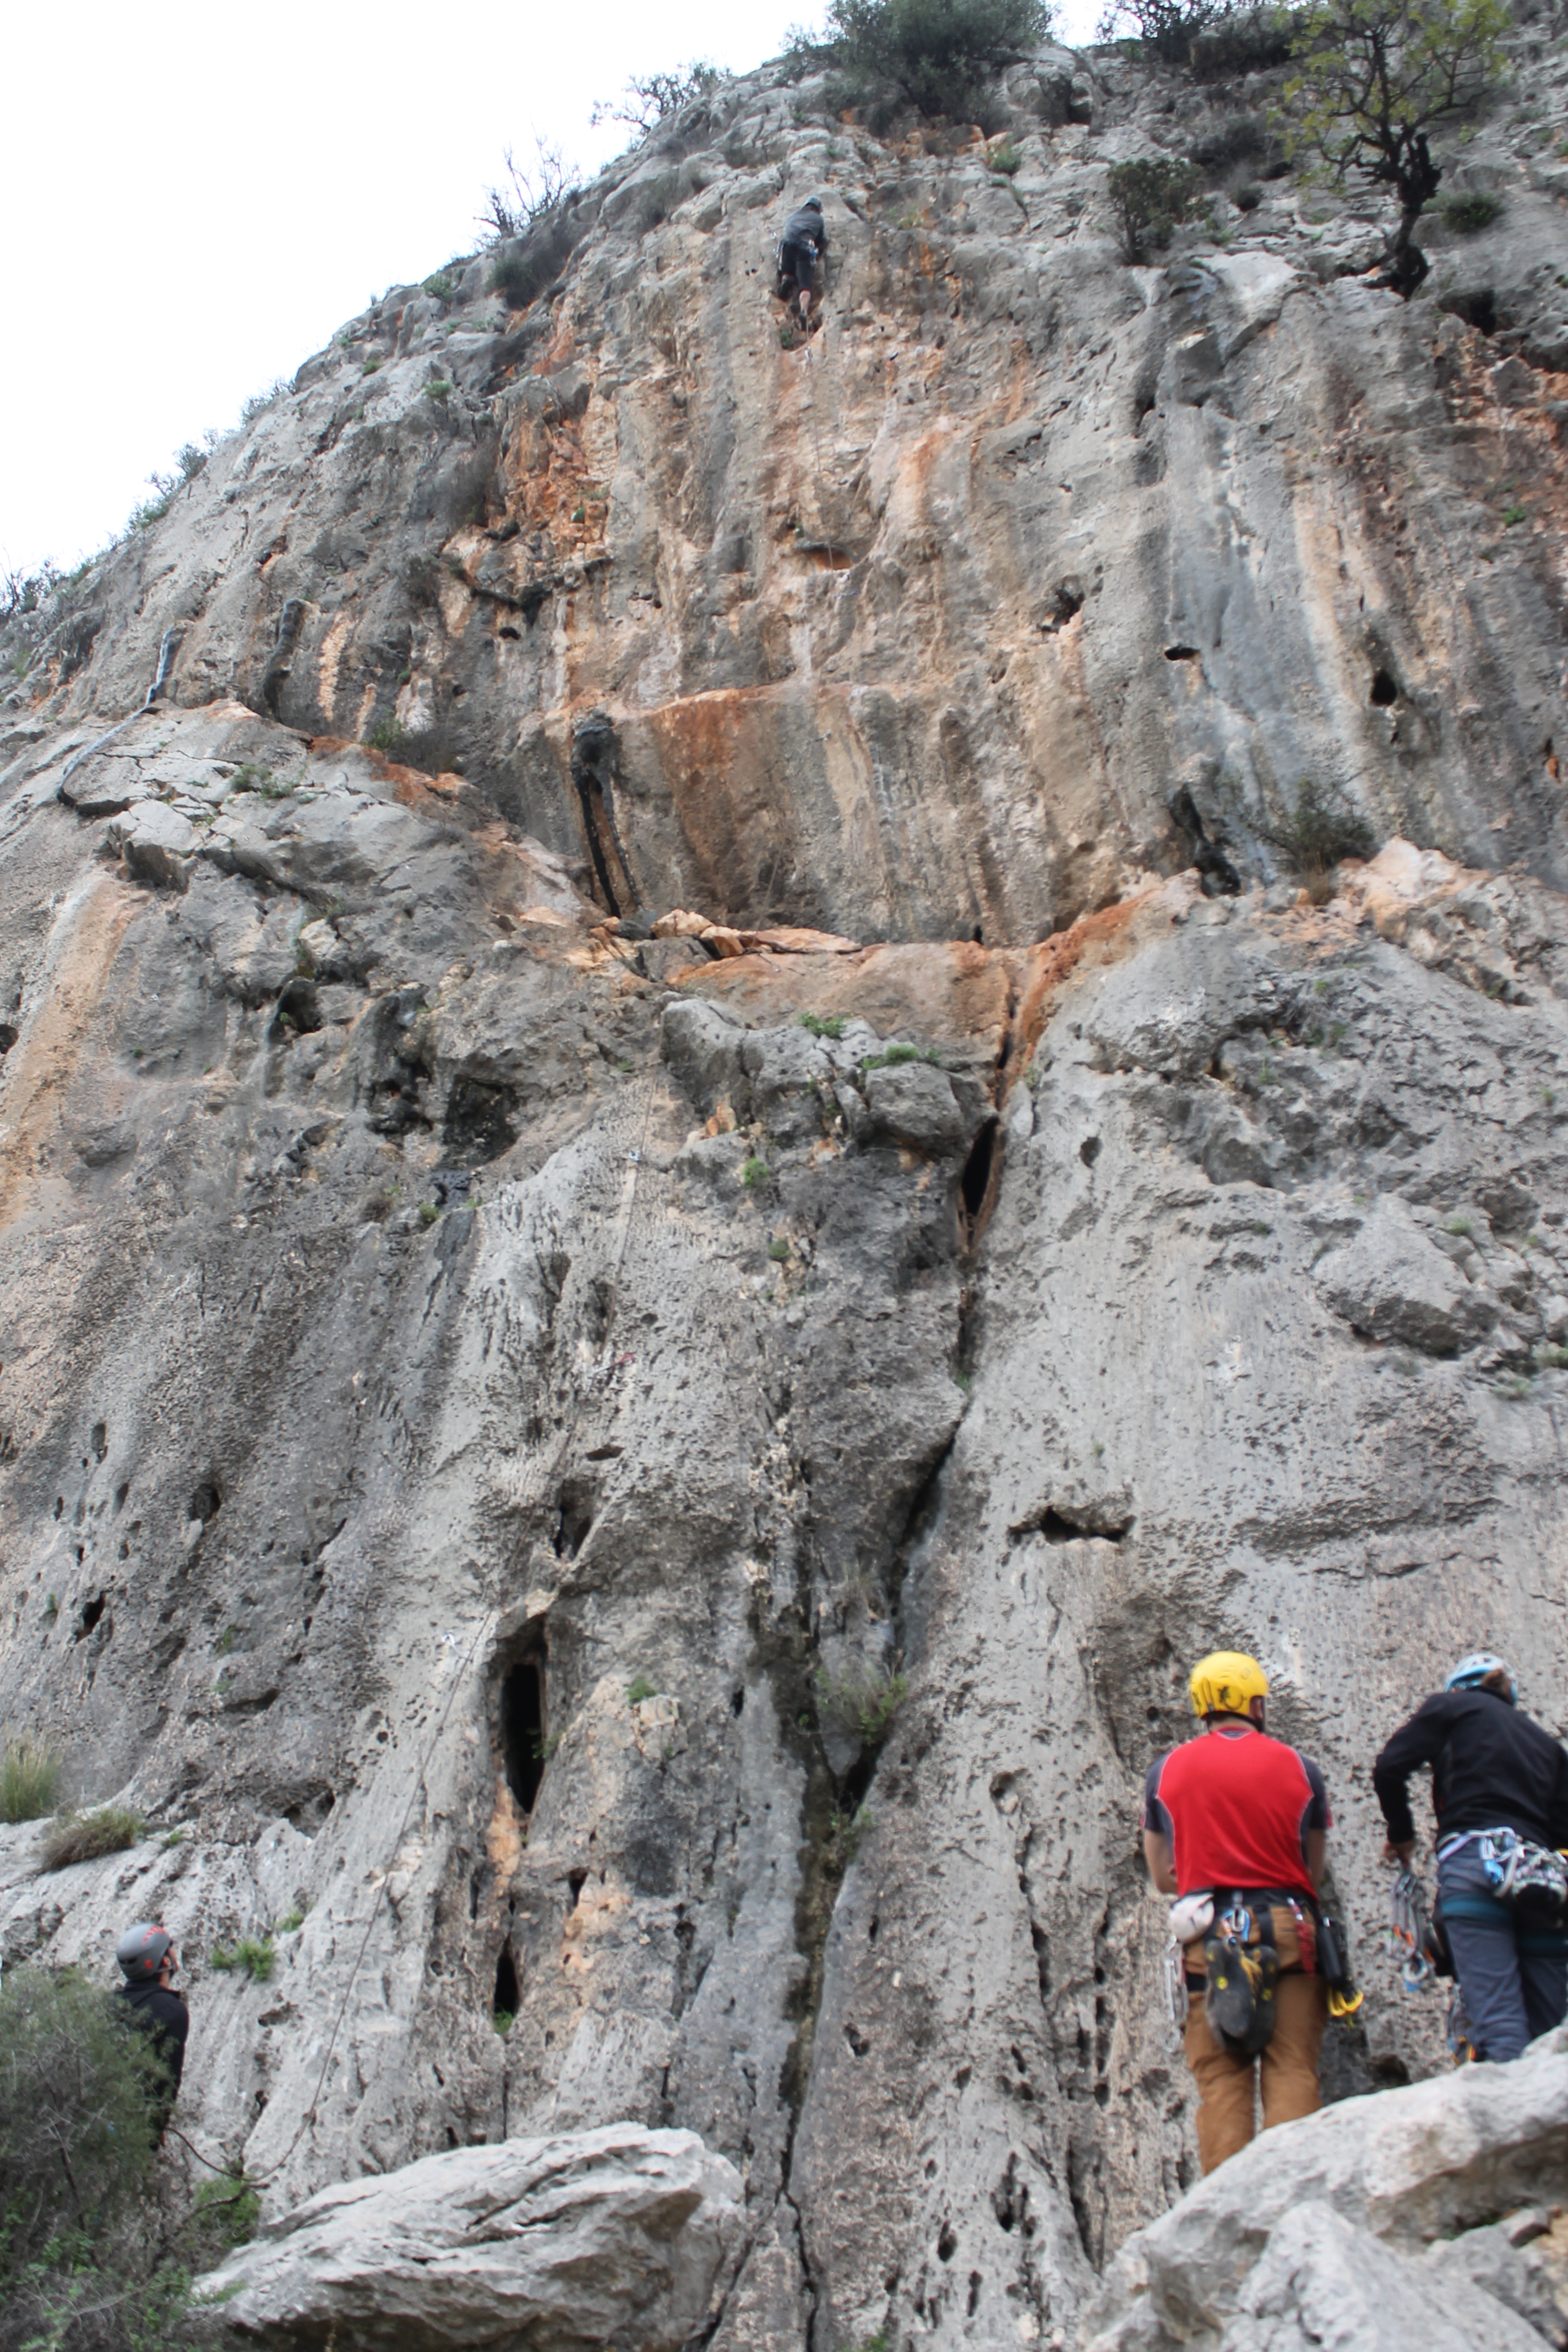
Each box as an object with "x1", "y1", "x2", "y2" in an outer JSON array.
[{"x1": 4, "y1": 29, "x2": 1568, "y2": 2352}]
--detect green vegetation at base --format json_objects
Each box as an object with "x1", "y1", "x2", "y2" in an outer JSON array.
[{"x1": 1, "y1": 1965, "x2": 256, "y2": 2351}]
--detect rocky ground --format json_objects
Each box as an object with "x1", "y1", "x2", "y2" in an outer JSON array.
[{"x1": 4, "y1": 19, "x2": 1568, "y2": 2352}]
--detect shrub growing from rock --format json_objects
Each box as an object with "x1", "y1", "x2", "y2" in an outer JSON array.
[
  {"x1": 1107, "y1": 155, "x2": 1202, "y2": 260},
  {"x1": 1440, "y1": 188, "x2": 1503, "y2": 230},
  {"x1": 1282, "y1": 0, "x2": 1509, "y2": 295},
  {"x1": 821, "y1": 0, "x2": 1049, "y2": 122}
]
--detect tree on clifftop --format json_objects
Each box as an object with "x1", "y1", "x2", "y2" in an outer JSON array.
[
  {"x1": 821, "y1": 0, "x2": 1049, "y2": 121},
  {"x1": 1283, "y1": 0, "x2": 1509, "y2": 296}
]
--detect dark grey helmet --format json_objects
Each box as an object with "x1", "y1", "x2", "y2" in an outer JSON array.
[
  {"x1": 803, "y1": 195, "x2": 823, "y2": 210},
  {"x1": 116, "y1": 1923, "x2": 174, "y2": 1982}
]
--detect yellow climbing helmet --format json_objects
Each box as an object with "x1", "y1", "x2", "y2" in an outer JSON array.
[{"x1": 1189, "y1": 1651, "x2": 1270, "y2": 1719}]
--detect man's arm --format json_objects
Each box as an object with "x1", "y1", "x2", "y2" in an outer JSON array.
[
  {"x1": 1306, "y1": 1827, "x2": 1326, "y2": 1891},
  {"x1": 1372, "y1": 1697, "x2": 1449, "y2": 1856},
  {"x1": 1144, "y1": 1828, "x2": 1178, "y2": 1894}
]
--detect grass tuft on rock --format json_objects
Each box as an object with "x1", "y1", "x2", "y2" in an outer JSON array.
[
  {"x1": 1, "y1": 1735, "x2": 60, "y2": 1825},
  {"x1": 40, "y1": 1805, "x2": 143, "y2": 1871}
]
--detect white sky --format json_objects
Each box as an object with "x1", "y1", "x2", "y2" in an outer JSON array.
[{"x1": 2, "y1": 0, "x2": 1097, "y2": 582}]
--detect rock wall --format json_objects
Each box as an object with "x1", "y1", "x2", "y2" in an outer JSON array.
[{"x1": 3, "y1": 24, "x2": 1568, "y2": 2352}]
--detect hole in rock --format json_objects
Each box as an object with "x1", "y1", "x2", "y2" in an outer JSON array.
[
  {"x1": 1444, "y1": 288, "x2": 1497, "y2": 336},
  {"x1": 500, "y1": 1656, "x2": 546, "y2": 1812},
  {"x1": 113, "y1": 1482, "x2": 129, "y2": 1513},
  {"x1": 1026, "y1": 1507, "x2": 1133, "y2": 1545},
  {"x1": 188, "y1": 1480, "x2": 222, "y2": 1528},
  {"x1": 493, "y1": 1946, "x2": 520, "y2": 2018},
  {"x1": 972, "y1": 925, "x2": 984, "y2": 945},
  {"x1": 1163, "y1": 645, "x2": 1200, "y2": 662},
  {"x1": 938, "y1": 2223, "x2": 958, "y2": 2263},
  {"x1": 1369, "y1": 667, "x2": 1398, "y2": 706},
  {"x1": 270, "y1": 978, "x2": 322, "y2": 1041},
  {"x1": 845, "y1": 2022, "x2": 871, "y2": 2057},
  {"x1": 90, "y1": 1421, "x2": 107, "y2": 1461},
  {"x1": 75, "y1": 1592, "x2": 108, "y2": 1641},
  {"x1": 731, "y1": 1687, "x2": 745, "y2": 1717},
  {"x1": 960, "y1": 1116, "x2": 1000, "y2": 1226},
  {"x1": 568, "y1": 1868, "x2": 589, "y2": 1908},
  {"x1": 553, "y1": 1479, "x2": 595, "y2": 1561},
  {"x1": 1080, "y1": 1134, "x2": 1101, "y2": 1167},
  {"x1": 967, "y1": 2272, "x2": 982, "y2": 2317}
]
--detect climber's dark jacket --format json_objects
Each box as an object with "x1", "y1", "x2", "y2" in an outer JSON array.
[
  {"x1": 115, "y1": 1978, "x2": 189, "y2": 2107},
  {"x1": 1374, "y1": 1686, "x2": 1568, "y2": 1851},
  {"x1": 782, "y1": 204, "x2": 829, "y2": 258}
]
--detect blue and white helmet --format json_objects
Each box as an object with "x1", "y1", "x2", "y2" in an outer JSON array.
[{"x1": 1445, "y1": 1652, "x2": 1518, "y2": 1703}]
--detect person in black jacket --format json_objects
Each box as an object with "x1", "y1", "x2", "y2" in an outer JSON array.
[
  {"x1": 114, "y1": 1922, "x2": 189, "y2": 2133},
  {"x1": 1374, "y1": 1652, "x2": 1568, "y2": 2061},
  {"x1": 777, "y1": 198, "x2": 829, "y2": 325}
]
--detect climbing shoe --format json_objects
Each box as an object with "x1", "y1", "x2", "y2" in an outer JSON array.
[{"x1": 1204, "y1": 1931, "x2": 1279, "y2": 2056}]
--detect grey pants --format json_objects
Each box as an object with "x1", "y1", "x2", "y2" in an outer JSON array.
[{"x1": 1438, "y1": 1842, "x2": 1568, "y2": 2063}]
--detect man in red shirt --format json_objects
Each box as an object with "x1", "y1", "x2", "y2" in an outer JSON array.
[{"x1": 1142, "y1": 1651, "x2": 1332, "y2": 2173}]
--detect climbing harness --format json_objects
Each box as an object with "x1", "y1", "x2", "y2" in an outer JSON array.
[{"x1": 1438, "y1": 1826, "x2": 1568, "y2": 1923}]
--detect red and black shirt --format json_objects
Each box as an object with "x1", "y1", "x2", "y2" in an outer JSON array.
[{"x1": 1142, "y1": 1722, "x2": 1331, "y2": 1903}]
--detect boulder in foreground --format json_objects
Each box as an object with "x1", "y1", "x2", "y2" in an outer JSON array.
[
  {"x1": 195, "y1": 2124, "x2": 743, "y2": 2350},
  {"x1": 1083, "y1": 2026, "x2": 1568, "y2": 2350}
]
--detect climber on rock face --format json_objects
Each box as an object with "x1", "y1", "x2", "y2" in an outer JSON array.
[
  {"x1": 1375, "y1": 1653, "x2": 1568, "y2": 2063},
  {"x1": 776, "y1": 197, "x2": 828, "y2": 326},
  {"x1": 115, "y1": 1921, "x2": 189, "y2": 2135},
  {"x1": 1142, "y1": 1653, "x2": 1332, "y2": 2175}
]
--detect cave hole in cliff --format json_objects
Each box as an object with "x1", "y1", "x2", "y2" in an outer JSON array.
[
  {"x1": 959, "y1": 1117, "x2": 1001, "y2": 1236},
  {"x1": 270, "y1": 978, "x2": 322, "y2": 1041},
  {"x1": 1163, "y1": 645, "x2": 1200, "y2": 662},
  {"x1": 75, "y1": 1591, "x2": 107, "y2": 1641},
  {"x1": 1444, "y1": 288, "x2": 1498, "y2": 336},
  {"x1": 493, "y1": 1945, "x2": 520, "y2": 2021},
  {"x1": 1369, "y1": 667, "x2": 1400, "y2": 707},
  {"x1": 500, "y1": 1652, "x2": 546, "y2": 1813},
  {"x1": 553, "y1": 1477, "x2": 596, "y2": 1560},
  {"x1": 568, "y1": 1868, "x2": 589, "y2": 1908}
]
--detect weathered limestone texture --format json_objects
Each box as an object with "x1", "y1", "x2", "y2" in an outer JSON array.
[
  {"x1": 3, "y1": 23, "x2": 1568, "y2": 2352},
  {"x1": 1082, "y1": 2024, "x2": 1568, "y2": 2349},
  {"x1": 195, "y1": 2125, "x2": 743, "y2": 2350}
]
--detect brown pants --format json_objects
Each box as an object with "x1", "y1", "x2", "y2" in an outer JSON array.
[{"x1": 1184, "y1": 1908, "x2": 1327, "y2": 2175}]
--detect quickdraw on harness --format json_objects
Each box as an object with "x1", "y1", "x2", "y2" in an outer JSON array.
[{"x1": 1388, "y1": 1865, "x2": 1445, "y2": 1990}]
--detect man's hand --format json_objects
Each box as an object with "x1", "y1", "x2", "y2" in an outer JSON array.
[{"x1": 1383, "y1": 1838, "x2": 1415, "y2": 1866}]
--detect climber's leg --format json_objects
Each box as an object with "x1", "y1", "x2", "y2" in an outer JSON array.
[{"x1": 1185, "y1": 1988, "x2": 1256, "y2": 2173}]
